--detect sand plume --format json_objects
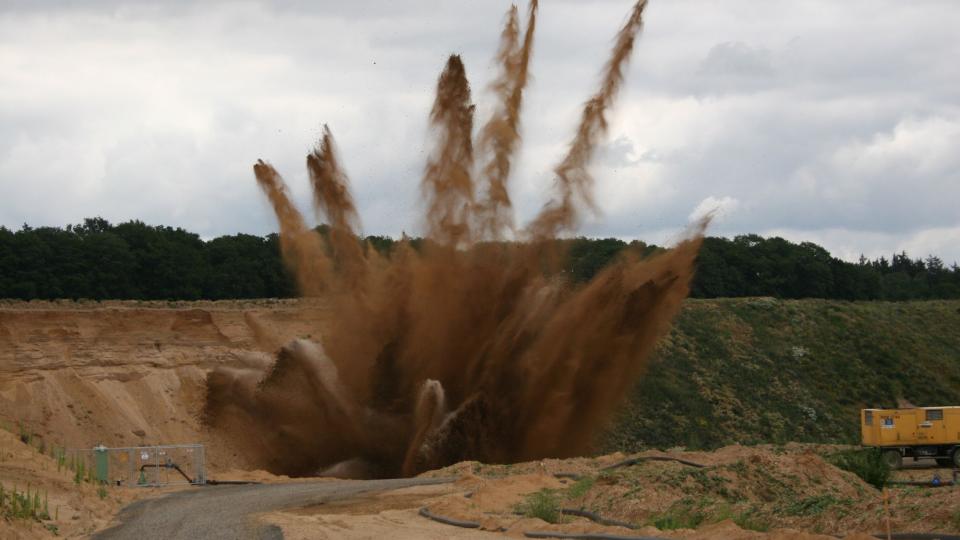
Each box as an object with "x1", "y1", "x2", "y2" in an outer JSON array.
[
  {"x1": 307, "y1": 126, "x2": 366, "y2": 289},
  {"x1": 527, "y1": 0, "x2": 649, "y2": 239},
  {"x1": 475, "y1": 0, "x2": 538, "y2": 240},
  {"x1": 253, "y1": 160, "x2": 330, "y2": 297},
  {"x1": 422, "y1": 55, "x2": 476, "y2": 247},
  {"x1": 206, "y1": 0, "x2": 704, "y2": 478}
]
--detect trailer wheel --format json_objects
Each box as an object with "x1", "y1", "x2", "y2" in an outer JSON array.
[
  {"x1": 882, "y1": 449, "x2": 902, "y2": 470},
  {"x1": 952, "y1": 448, "x2": 960, "y2": 468}
]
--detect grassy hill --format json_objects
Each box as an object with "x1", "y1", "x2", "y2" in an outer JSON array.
[{"x1": 608, "y1": 298, "x2": 960, "y2": 451}]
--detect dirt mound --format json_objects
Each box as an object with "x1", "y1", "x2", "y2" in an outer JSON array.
[
  {"x1": 259, "y1": 445, "x2": 925, "y2": 539},
  {"x1": 412, "y1": 445, "x2": 960, "y2": 537}
]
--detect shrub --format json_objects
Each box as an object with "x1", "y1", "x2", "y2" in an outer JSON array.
[
  {"x1": 828, "y1": 448, "x2": 890, "y2": 489},
  {"x1": 566, "y1": 477, "x2": 595, "y2": 499},
  {"x1": 650, "y1": 499, "x2": 706, "y2": 530},
  {"x1": 516, "y1": 489, "x2": 562, "y2": 523}
]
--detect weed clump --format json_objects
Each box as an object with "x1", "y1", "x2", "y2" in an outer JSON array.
[
  {"x1": 828, "y1": 448, "x2": 890, "y2": 489},
  {"x1": 516, "y1": 489, "x2": 562, "y2": 523}
]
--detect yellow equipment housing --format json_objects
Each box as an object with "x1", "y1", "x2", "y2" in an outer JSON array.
[{"x1": 861, "y1": 407, "x2": 960, "y2": 468}]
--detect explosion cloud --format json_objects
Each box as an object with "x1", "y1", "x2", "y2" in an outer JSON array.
[{"x1": 205, "y1": 0, "x2": 705, "y2": 479}]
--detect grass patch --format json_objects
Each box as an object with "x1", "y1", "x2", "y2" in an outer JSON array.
[
  {"x1": 0, "y1": 483, "x2": 50, "y2": 521},
  {"x1": 566, "y1": 477, "x2": 595, "y2": 499},
  {"x1": 516, "y1": 489, "x2": 562, "y2": 524},
  {"x1": 649, "y1": 498, "x2": 706, "y2": 530},
  {"x1": 783, "y1": 494, "x2": 849, "y2": 516},
  {"x1": 605, "y1": 299, "x2": 960, "y2": 453},
  {"x1": 734, "y1": 510, "x2": 771, "y2": 532},
  {"x1": 828, "y1": 448, "x2": 890, "y2": 489}
]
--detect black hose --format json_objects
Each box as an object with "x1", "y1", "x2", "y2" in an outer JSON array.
[
  {"x1": 139, "y1": 462, "x2": 194, "y2": 483},
  {"x1": 523, "y1": 532, "x2": 668, "y2": 540},
  {"x1": 560, "y1": 508, "x2": 638, "y2": 530},
  {"x1": 886, "y1": 480, "x2": 955, "y2": 487},
  {"x1": 418, "y1": 505, "x2": 960, "y2": 540},
  {"x1": 205, "y1": 479, "x2": 261, "y2": 485},
  {"x1": 418, "y1": 507, "x2": 481, "y2": 529},
  {"x1": 878, "y1": 535, "x2": 960, "y2": 540},
  {"x1": 601, "y1": 456, "x2": 706, "y2": 471}
]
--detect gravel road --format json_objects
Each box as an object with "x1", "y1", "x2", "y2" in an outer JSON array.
[{"x1": 93, "y1": 477, "x2": 453, "y2": 540}]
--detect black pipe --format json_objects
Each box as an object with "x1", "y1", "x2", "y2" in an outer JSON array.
[
  {"x1": 418, "y1": 507, "x2": 481, "y2": 529},
  {"x1": 419, "y1": 504, "x2": 960, "y2": 540},
  {"x1": 523, "y1": 532, "x2": 668, "y2": 540},
  {"x1": 560, "y1": 508, "x2": 638, "y2": 530},
  {"x1": 139, "y1": 463, "x2": 193, "y2": 484},
  {"x1": 886, "y1": 480, "x2": 955, "y2": 487},
  {"x1": 601, "y1": 456, "x2": 706, "y2": 471},
  {"x1": 878, "y1": 535, "x2": 960, "y2": 540},
  {"x1": 205, "y1": 480, "x2": 261, "y2": 486}
]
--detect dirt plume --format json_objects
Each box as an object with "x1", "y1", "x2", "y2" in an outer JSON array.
[
  {"x1": 474, "y1": 0, "x2": 538, "y2": 240},
  {"x1": 307, "y1": 126, "x2": 366, "y2": 290},
  {"x1": 205, "y1": 0, "x2": 703, "y2": 478},
  {"x1": 253, "y1": 160, "x2": 330, "y2": 297},
  {"x1": 422, "y1": 54, "x2": 476, "y2": 247},
  {"x1": 527, "y1": 0, "x2": 648, "y2": 239}
]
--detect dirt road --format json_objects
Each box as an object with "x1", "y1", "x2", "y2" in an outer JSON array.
[{"x1": 93, "y1": 477, "x2": 453, "y2": 540}]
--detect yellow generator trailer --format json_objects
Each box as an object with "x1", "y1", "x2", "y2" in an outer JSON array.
[{"x1": 861, "y1": 407, "x2": 960, "y2": 469}]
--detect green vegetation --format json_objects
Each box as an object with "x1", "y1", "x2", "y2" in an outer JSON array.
[
  {"x1": 649, "y1": 498, "x2": 706, "y2": 530},
  {"x1": 783, "y1": 494, "x2": 849, "y2": 516},
  {"x1": 516, "y1": 489, "x2": 562, "y2": 523},
  {"x1": 608, "y1": 298, "x2": 960, "y2": 452},
  {"x1": 0, "y1": 483, "x2": 51, "y2": 521},
  {"x1": 827, "y1": 449, "x2": 891, "y2": 489},
  {"x1": 1, "y1": 218, "x2": 958, "y2": 301},
  {"x1": 566, "y1": 476, "x2": 596, "y2": 499}
]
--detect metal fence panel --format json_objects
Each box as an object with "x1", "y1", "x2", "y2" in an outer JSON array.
[{"x1": 71, "y1": 444, "x2": 205, "y2": 487}]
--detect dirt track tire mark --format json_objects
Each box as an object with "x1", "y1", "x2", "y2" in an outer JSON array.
[{"x1": 93, "y1": 477, "x2": 453, "y2": 540}]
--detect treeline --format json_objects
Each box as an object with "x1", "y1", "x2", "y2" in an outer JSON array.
[{"x1": 1, "y1": 218, "x2": 958, "y2": 301}]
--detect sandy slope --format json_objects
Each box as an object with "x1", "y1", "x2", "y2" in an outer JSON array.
[{"x1": 0, "y1": 299, "x2": 331, "y2": 472}]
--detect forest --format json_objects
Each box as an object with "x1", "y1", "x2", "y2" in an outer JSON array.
[{"x1": 1, "y1": 217, "x2": 958, "y2": 301}]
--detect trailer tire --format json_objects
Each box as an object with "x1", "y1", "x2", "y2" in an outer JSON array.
[
  {"x1": 951, "y1": 448, "x2": 960, "y2": 469},
  {"x1": 882, "y1": 449, "x2": 903, "y2": 470}
]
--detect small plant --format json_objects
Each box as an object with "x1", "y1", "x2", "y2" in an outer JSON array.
[
  {"x1": 828, "y1": 448, "x2": 890, "y2": 489},
  {"x1": 734, "y1": 510, "x2": 770, "y2": 532},
  {"x1": 97, "y1": 485, "x2": 108, "y2": 500},
  {"x1": 649, "y1": 499, "x2": 705, "y2": 530},
  {"x1": 783, "y1": 494, "x2": 848, "y2": 516},
  {"x1": 566, "y1": 476, "x2": 595, "y2": 499},
  {"x1": 1, "y1": 483, "x2": 49, "y2": 521},
  {"x1": 74, "y1": 459, "x2": 85, "y2": 485},
  {"x1": 516, "y1": 489, "x2": 562, "y2": 524},
  {"x1": 17, "y1": 421, "x2": 32, "y2": 445}
]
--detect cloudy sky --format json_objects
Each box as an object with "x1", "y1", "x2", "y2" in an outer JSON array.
[{"x1": 1, "y1": 0, "x2": 958, "y2": 263}]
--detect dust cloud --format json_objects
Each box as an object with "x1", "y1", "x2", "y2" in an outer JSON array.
[{"x1": 205, "y1": 0, "x2": 704, "y2": 478}]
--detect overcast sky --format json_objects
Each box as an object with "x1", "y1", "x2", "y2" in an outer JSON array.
[{"x1": 1, "y1": 0, "x2": 958, "y2": 263}]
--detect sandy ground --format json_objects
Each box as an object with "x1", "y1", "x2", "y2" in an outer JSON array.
[
  {"x1": 259, "y1": 446, "x2": 960, "y2": 539},
  {"x1": 0, "y1": 428, "x2": 197, "y2": 539},
  {"x1": 258, "y1": 471, "x2": 884, "y2": 540},
  {"x1": 2, "y1": 300, "x2": 959, "y2": 539},
  {"x1": 0, "y1": 299, "x2": 332, "y2": 474}
]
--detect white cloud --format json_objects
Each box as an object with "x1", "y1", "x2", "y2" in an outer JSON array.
[
  {"x1": 688, "y1": 196, "x2": 740, "y2": 224},
  {"x1": 0, "y1": 0, "x2": 957, "y2": 263}
]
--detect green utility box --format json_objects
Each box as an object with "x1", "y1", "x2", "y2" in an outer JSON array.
[{"x1": 94, "y1": 445, "x2": 109, "y2": 484}]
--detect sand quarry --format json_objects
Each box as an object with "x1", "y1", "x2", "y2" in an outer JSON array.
[{"x1": 1, "y1": 300, "x2": 959, "y2": 539}]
